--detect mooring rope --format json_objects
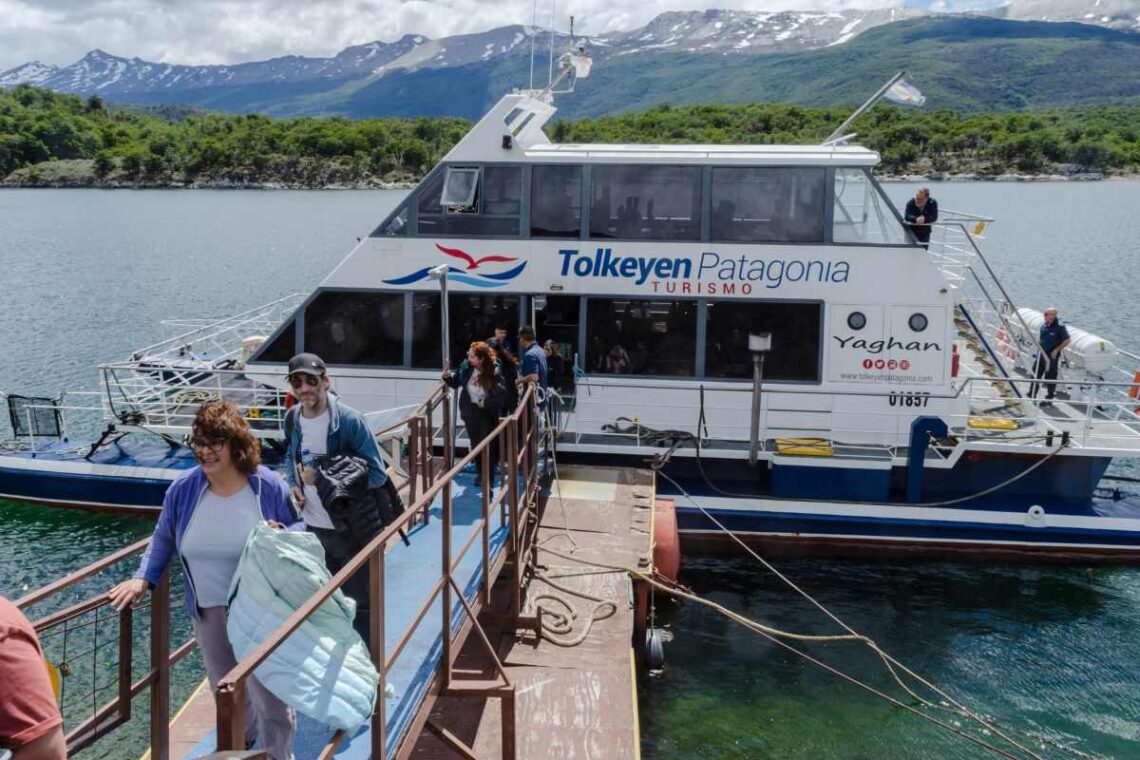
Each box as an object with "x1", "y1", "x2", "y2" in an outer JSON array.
[
  {"x1": 534, "y1": 542, "x2": 1032, "y2": 760},
  {"x1": 652, "y1": 469, "x2": 1111, "y2": 760}
]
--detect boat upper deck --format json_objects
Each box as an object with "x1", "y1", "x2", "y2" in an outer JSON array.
[{"x1": 523, "y1": 141, "x2": 879, "y2": 166}]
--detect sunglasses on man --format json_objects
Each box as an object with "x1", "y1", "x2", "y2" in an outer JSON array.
[{"x1": 288, "y1": 374, "x2": 323, "y2": 389}]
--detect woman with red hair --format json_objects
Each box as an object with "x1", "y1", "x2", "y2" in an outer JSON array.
[{"x1": 444, "y1": 341, "x2": 507, "y2": 486}]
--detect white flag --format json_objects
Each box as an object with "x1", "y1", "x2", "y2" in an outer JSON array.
[{"x1": 884, "y1": 78, "x2": 926, "y2": 107}]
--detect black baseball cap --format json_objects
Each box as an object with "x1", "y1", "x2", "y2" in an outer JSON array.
[{"x1": 287, "y1": 353, "x2": 327, "y2": 378}]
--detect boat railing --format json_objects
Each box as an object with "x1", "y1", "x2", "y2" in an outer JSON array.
[
  {"x1": 127, "y1": 293, "x2": 303, "y2": 366},
  {"x1": 568, "y1": 374, "x2": 1140, "y2": 457},
  {"x1": 213, "y1": 382, "x2": 543, "y2": 759},
  {"x1": 0, "y1": 390, "x2": 109, "y2": 445},
  {"x1": 14, "y1": 539, "x2": 193, "y2": 759},
  {"x1": 927, "y1": 219, "x2": 1050, "y2": 386},
  {"x1": 929, "y1": 218, "x2": 1140, "y2": 418},
  {"x1": 97, "y1": 362, "x2": 436, "y2": 442},
  {"x1": 99, "y1": 361, "x2": 291, "y2": 439}
]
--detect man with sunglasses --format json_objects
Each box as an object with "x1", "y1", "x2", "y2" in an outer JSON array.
[{"x1": 283, "y1": 352, "x2": 392, "y2": 645}]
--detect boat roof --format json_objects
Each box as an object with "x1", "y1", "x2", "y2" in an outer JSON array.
[
  {"x1": 441, "y1": 92, "x2": 880, "y2": 167},
  {"x1": 523, "y1": 142, "x2": 880, "y2": 166}
]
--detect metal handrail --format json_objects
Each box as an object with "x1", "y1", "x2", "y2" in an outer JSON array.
[
  {"x1": 128, "y1": 292, "x2": 303, "y2": 361},
  {"x1": 16, "y1": 539, "x2": 190, "y2": 760},
  {"x1": 932, "y1": 220, "x2": 1049, "y2": 367},
  {"x1": 214, "y1": 384, "x2": 541, "y2": 759}
]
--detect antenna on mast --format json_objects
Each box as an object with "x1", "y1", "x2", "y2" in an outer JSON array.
[
  {"x1": 529, "y1": 0, "x2": 538, "y2": 89},
  {"x1": 548, "y1": 0, "x2": 557, "y2": 87}
]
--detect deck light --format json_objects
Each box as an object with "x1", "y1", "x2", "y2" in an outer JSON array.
[{"x1": 749, "y1": 333, "x2": 773, "y2": 354}]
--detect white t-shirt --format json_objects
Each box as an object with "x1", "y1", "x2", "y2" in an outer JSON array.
[
  {"x1": 466, "y1": 375, "x2": 486, "y2": 406},
  {"x1": 297, "y1": 410, "x2": 335, "y2": 529},
  {"x1": 181, "y1": 484, "x2": 261, "y2": 607}
]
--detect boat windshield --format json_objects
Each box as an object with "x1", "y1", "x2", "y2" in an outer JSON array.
[{"x1": 832, "y1": 168, "x2": 911, "y2": 246}]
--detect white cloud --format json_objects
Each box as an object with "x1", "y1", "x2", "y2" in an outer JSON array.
[{"x1": 1, "y1": 0, "x2": 914, "y2": 71}]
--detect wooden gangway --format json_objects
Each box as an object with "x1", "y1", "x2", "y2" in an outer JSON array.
[{"x1": 17, "y1": 382, "x2": 653, "y2": 759}]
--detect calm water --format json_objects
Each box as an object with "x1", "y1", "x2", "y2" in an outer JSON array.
[{"x1": 1, "y1": 183, "x2": 1139, "y2": 758}]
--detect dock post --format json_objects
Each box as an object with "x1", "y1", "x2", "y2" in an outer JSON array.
[
  {"x1": 150, "y1": 573, "x2": 171, "y2": 760},
  {"x1": 370, "y1": 550, "x2": 386, "y2": 760},
  {"x1": 441, "y1": 476, "x2": 453, "y2": 690},
  {"x1": 501, "y1": 686, "x2": 517, "y2": 760},
  {"x1": 508, "y1": 422, "x2": 521, "y2": 614},
  {"x1": 482, "y1": 445, "x2": 492, "y2": 607}
]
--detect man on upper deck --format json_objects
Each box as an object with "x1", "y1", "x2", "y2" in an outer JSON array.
[
  {"x1": 1029, "y1": 308, "x2": 1071, "y2": 405},
  {"x1": 904, "y1": 187, "x2": 939, "y2": 247}
]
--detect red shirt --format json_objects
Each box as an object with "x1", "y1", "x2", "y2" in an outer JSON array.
[{"x1": 0, "y1": 596, "x2": 63, "y2": 750}]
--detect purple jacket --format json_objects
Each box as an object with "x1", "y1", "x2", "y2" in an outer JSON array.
[{"x1": 134, "y1": 464, "x2": 303, "y2": 619}]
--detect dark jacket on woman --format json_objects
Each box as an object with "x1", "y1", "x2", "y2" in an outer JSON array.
[
  {"x1": 445, "y1": 360, "x2": 508, "y2": 482},
  {"x1": 444, "y1": 360, "x2": 508, "y2": 422}
]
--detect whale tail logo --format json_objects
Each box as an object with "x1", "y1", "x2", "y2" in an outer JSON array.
[{"x1": 382, "y1": 244, "x2": 527, "y2": 288}]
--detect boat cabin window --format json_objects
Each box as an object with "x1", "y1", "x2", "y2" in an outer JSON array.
[
  {"x1": 832, "y1": 168, "x2": 910, "y2": 246},
  {"x1": 304, "y1": 291, "x2": 404, "y2": 366},
  {"x1": 589, "y1": 166, "x2": 702, "y2": 241},
  {"x1": 705, "y1": 301, "x2": 822, "y2": 382},
  {"x1": 531, "y1": 165, "x2": 582, "y2": 238},
  {"x1": 251, "y1": 319, "x2": 296, "y2": 362},
  {"x1": 410, "y1": 293, "x2": 522, "y2": 368},
  {"x1": 586, "y1": 299, "x2": 696, "y2": 376},
  {"x1": 441, "y1": 167, "x2": 479, "y2": 207},
  {"x1": 418, "y1": 165, "x2": 522, "y2": 236},
  {"x1": 710, "y1": 167, "x2": 826, "y2": 243},
  {"x1": 379, "y1": 202, "x2": 409, "y2": 236}
]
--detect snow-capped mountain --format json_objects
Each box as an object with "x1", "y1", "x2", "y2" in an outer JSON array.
[
  {"x1": 0, "y1": 61, "x2": 58, "y2": 87},
  {"x1": 993, "y1": 0, "x2": 1140, "y2": 31},
  {"x1": 0, "y1": 9, "x2": 925, "y2": 98},
  {"x1": 1, "y1": 6, "x2": 1134, "y2": 118},
  {"x1": 600, "y1": 8, "x2": 920, "y2": 54}
]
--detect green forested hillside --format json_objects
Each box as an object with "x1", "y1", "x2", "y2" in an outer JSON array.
[
  {"x1": 0, "y1": 85, "x2": 468, "y2": 185},
  {"x1": 3, "y1": 84, "x2": 1139, "y2": 187},
  {"x1": 557, "y1": 103, "x2": 1140, "y2": 174}
]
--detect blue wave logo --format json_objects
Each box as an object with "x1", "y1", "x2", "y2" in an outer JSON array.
[{"x1": 382, "y1": 244, "x2": 528, "y2": 288}]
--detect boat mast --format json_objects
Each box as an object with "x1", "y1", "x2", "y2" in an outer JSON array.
[{"x1": 822, "y1": 71, "x2": 905, "y2": 145}]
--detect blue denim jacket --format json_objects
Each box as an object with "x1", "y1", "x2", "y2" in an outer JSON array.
[
  {"x1": 284, "y1": 394, "x2": 388, "y2": 489},
  {"x1": 134, "y1": 465, "x2": 302, "y2": 619}
]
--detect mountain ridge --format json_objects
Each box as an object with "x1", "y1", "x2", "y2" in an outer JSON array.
[{"x1": 2, "y1": 8, "x2": 1138, "y2": 118}]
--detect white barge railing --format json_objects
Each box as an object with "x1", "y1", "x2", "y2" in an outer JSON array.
[{"x1": 563, "y1": 372, "x2": 1140, "y2": 461}]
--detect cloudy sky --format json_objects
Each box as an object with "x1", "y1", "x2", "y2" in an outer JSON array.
[{"x1": 0, "y1": 0, "x2": 1003, "y2": 71}]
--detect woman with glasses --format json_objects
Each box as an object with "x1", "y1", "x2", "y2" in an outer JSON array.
[
  {"x1": 443, "y1": 341, "x2": 507, "y2": 487},
  {"x1": 107, "y1": 400, "x2": 299, "y2": 760}
]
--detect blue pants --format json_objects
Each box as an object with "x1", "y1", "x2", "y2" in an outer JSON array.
[{"x1": 1030, "y1": 353, "x2": 1059, "y2": 399}]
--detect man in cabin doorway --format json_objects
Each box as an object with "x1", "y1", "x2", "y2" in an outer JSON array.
[
  {"x1": 488, "y1": 323, "x2": 517, "y2": 356},
  {"x1": 1029, "y1": 308, "x2": 1071, "y2": 406},
  {"x1": 284, "y1": 352, "x2": 394, "y2": 646},
  {"x1": 904, "y1": 187, "x2": 939, "y2": 248},
  {"x1": 518, "y1": 325, "x2": 549, "y2": 408}
]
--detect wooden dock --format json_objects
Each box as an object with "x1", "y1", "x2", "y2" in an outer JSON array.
[{"x1": 411, "y1": 465, "x2": 654, "y2": 759}]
